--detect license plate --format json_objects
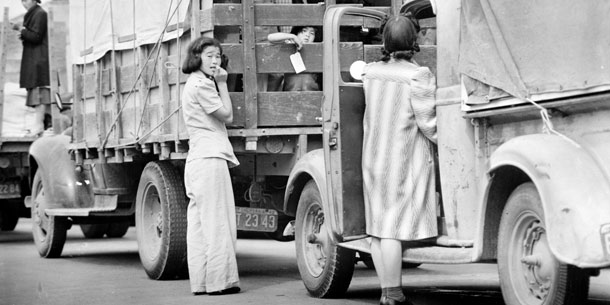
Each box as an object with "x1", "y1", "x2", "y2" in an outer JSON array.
[
  {"x1": 236, "y1": 207, "x2": 278, "y2": 232},
  {"x1": 0, "y1": 181, "x2": 20, "y2": 199},
  {"x1": 601, "y1": 223, "x2": 610, "y2": 259}
]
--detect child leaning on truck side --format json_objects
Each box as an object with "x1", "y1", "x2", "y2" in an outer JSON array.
[
  {"x1": 180, "y1": 36, "x2": 241, "y2": 296},
  {"x1": 267, "y1": 26, "x2": 322, "y2": 91},
  {"x1": 361, "y1": 15, "x2": 437, "y2": 305}
]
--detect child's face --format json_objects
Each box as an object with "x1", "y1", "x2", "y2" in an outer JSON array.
[
  {"x1": 199, "y1": 46, "x2": 222, "y2": 76},
  {"x1": 297, "y1": 27, "x2": 316, "y2": 43}
]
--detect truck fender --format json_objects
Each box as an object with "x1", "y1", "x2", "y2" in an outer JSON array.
[
  {"x1": 487, "y1": 133, "x2": 610, "y2": 268},
  {"x1": 284, "y1": 149, "x2": 340, "y2": 241},
  {"x1": 28, "y1": 134, "x2": 92, "y2": 209}
]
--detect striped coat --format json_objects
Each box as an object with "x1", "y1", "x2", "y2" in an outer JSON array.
[{"x1": 361, "y1": 60, "x2": 438, "y2": 241}]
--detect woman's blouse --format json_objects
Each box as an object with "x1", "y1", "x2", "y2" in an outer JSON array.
[{"x1": 181, "y1": 71, "x2": 239, "y2": 167}]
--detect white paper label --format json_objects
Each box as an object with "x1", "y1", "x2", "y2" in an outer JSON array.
[{"x1": 290, "y1": 52, "x2": 306, "y2": 74}]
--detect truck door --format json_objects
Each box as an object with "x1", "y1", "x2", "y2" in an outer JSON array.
[{"x1": 322, "y1": 7, "x2": 387, "y2": 240}]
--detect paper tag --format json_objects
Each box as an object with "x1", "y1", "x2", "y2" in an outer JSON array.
[{"x1": 290, "y1": 52, "x2": 306, "y2": 74}]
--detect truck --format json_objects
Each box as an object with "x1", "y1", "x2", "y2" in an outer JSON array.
[
  {"x1": 284, "y1": 0, "x2": 610, "y2": 304},
  {"x1": 0, "y1": 2, "x2": 69, "y2": 231},
  {"x1": 28, "y1": 0, "x2": 381, "y2": 278}
]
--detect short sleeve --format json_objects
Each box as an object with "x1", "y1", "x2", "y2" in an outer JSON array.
[
  {"x1": 410, "y1": 67, "x2": 437, "y2": 143},
  {"x1": 194, "y1": 78, "x2": 223, "y2": 114}
]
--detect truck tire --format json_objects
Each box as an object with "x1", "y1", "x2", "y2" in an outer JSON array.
[
  {"x1": 135, "y1": 161, "x2": 188, "y2": 280},
  {"x1": 106, "y1": 221, "x2": 130, "y2": 238},
  {"x1": 295, "y1": 180, "x2": 355, "y2": 298},
  {"x1": 80, "y1": 224, "x2": 108, "y2": 238},
  {"x1": 31, "y1": 171, "x2": 68, "y2": 258},
  {"x1": 498, "y1": 182, "x2": 589, "y2": 305},
  {"x1": 0, "y1": 200, "x2": 20, "y2": 231}
]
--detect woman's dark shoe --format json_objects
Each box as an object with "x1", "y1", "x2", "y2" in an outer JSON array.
[
  {"x1": 380, "y1": 296, "x2": 415, "y2": 305},
  {"x1": 208, "y1": 286, "x2": 241, "y2": 295}
]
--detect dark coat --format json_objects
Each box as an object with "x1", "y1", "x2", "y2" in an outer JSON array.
[{"x1": 19, "y1": 4, "x2": 49, "y2": 89}]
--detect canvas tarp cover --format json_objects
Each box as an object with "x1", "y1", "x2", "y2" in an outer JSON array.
[
  {"x1": 70, "y1": 0, "x2": 190, "y2": 65},
  {"x1": 458, "y1": 0, "x2": 610, "y2": 101}
]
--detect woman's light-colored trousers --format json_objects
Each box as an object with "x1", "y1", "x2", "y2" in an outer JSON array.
[{"x1": 185, "y1": 158, "x2": 240, "y2": 293}]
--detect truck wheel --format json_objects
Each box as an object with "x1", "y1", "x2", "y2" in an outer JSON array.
[
  {"x1": 106, "y1": 221, "x2": 130, "y2": 238},
  {"x1": 80, "y1": 224, "x2": 108, "y2": 238},
  {"x1": 295, "y1": 180, "x2": 355, "y2": 298},
  {"x1": 498, "y1": 182, "x2": 589, "y2": 305},
  {"x1": 135, "y1": 161, "x2": 188, "y2": 280},
  {"x1": 31, "y1": 171, "x2": 68, "y2": 258},
  {"x1": 0, "y1": 200, "x2": 20, "y2": 231}
]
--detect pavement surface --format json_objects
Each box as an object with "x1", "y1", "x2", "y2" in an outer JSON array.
[{"x1": 1, "y1": 218, "x2": 609, "y2": 305}]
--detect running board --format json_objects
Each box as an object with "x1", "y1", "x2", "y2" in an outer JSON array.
[{"x1": 340, "y1": 237, "x2": 476, "y2": 264}]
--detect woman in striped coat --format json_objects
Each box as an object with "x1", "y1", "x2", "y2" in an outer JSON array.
[{"x1": 361, "y1": 15, "x2": 437, "y2": 305}]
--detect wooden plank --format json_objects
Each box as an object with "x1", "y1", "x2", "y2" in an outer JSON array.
[
  {"x1": 137, "y1": 46, "x2": 150, "y2": 143},
  {"x1": 193, "y1": 0, "x2": 204, "y2": 38},
  {"x1": 95, "y1": 62, "x2": 106, "y2": 144},
  {"x1": 157, "y1": 45, "x2": 171, "y2": 135},
  {"x1": 83, "y1": 71, "x2": 96, "y2": 98},
  {"x1": 224, "y1": 92, "x2": 323, "y2": 128},
  {"x1": 242, "y1": 0, "x2": 258, "y2": 130},
  {"x1": 227, "y1": 126, "x2": 321, "y2": 137},
  {"x1": 258, "y1": 92, "x2": 322, "y2": 126},
  {"x1": 118, "y1": 65, "x2": 138, "y2": 94},
  {"x1": 204, "y1": 4, "x2": 390, "y2": 27},
  {"x1": 110, "y1": 49, "x2": 124, "y2": 143},
  {"x1": 73, "y1": 66, "x2": 85, "y2": 142}
]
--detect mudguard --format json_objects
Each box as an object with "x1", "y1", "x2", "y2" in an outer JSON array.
[
  {"x1": 27, "y1": 134, "x2": 92, "y2": 209},
  {"x1": 489, "y1": 133, "x2": 610, "y2": 268},
  {"x1": 284, "y1": 149, "x2": 341, "y2": 242}
]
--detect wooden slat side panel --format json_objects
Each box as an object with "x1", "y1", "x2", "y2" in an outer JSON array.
[
  {"x1": 258, "y1": 92, "x2": 323, "y2": 126},
  {"x1": 220, "y1": 42, "x2": 366, "y2": 74}
]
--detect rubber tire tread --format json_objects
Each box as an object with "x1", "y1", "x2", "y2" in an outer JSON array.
[
  {"x1": 295, "y1": 180, "x2": 355, "y2": 298},
  {"x1": 498, "y1": 182, "x2": 589, "y2": 305},
  {"x1": 135, "y1": 161, "x2": 188, "y2": 280},
  {"x1": 31, "y1": 171, "x2": 68, "y2": 258}
]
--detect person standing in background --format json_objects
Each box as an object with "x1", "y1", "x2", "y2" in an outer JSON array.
[
  {"x1": 11, "y1": 0, "x2": 50, "y2": 135},
  {"x1": 361, "y1": 15, "x2": 437, "y2": 305},
  {"x1": 181, "y1": 36, "x2": 241, "y2": 296}
]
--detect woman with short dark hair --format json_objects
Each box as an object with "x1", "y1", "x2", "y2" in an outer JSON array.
[
  {"x1": 181, "y1": 36, "x2": 241, "y2": 296},
  {"x1": 361, "y1": 15, "x2": 437, "y2": 305}
]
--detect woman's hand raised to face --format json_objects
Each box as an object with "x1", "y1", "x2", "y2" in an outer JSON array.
[{"x1": 214, "y1": 67, "x2": 228, "y2": 83}]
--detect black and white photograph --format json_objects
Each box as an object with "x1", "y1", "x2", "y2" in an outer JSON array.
[{"x1": 1, "y1": 1, "x2": 609, "y2": 304}]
